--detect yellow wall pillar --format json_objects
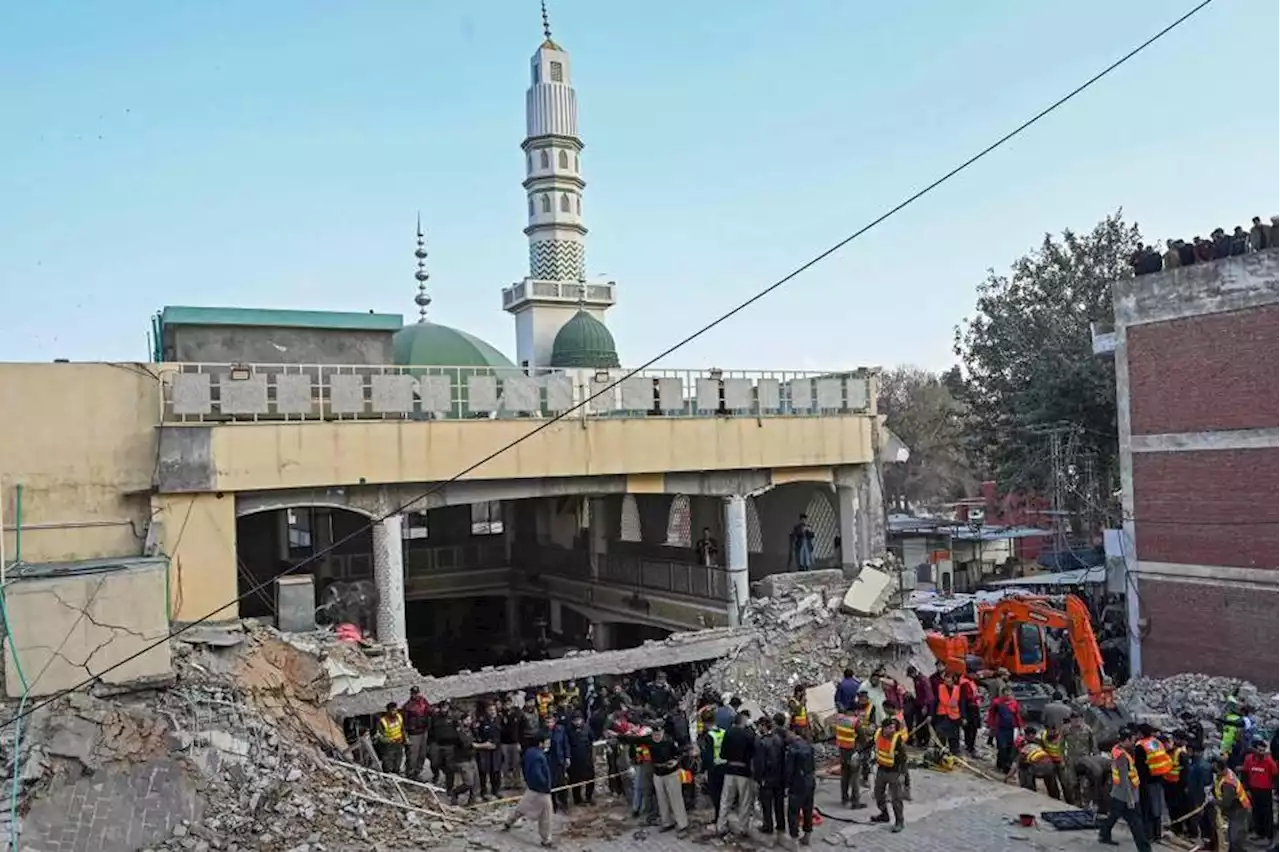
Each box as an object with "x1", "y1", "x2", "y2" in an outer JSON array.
[{"x1": 152, "y1": 493, "x2": 239, "y2": 623}]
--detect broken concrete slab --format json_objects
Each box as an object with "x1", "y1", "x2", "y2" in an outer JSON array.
[
  {"x1": 176, "y1": 624, "x2": 246, "y2": 648},
  {"x1": 329, "y1": 627, "x2": 754, "y2": 718},
  {"x1": 755, "y1": 569, "x2": 845, "y2": 599},
  {"x1": 840, "y1": 564, "x2": 894, "y2": 616}
]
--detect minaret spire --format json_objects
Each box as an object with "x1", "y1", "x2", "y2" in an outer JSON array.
[
  {"x1": 501, "y1": 4, "x2": 617, "y2": 371},
  {"x1": 413, "y1": 214, "x2": 430, "y2": 323}
]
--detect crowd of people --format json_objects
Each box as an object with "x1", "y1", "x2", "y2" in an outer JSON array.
[
  {"x1": 352, "y1": 662, "x2": 1277, "y2": 850},
  {"x1": 1129, "y1": 214, "x2": 1279, "y2": 276}
]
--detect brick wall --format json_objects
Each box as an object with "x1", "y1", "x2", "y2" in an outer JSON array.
[
  {"x1": 1127, "y1": 304, "x2": 1279, "y2": 435},
  {"x1": 1139, "y1": 577, "x2": 1278, "y2": 689},
  {"x1": 1133, "y1": 449, "x2": 1278, "y2": 569}
]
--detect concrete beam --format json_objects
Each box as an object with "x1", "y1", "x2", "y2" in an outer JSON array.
[{"x1": 327, "y1": 627, "x2": 754, "y2": 717}]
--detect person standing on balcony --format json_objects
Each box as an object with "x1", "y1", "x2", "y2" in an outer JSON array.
[
  {"x1": 695, "y1": 527, "x2": 720, "y2": 567},
  {"x1": 787, "y1": 514, "x2": 816, "y2": 572}
]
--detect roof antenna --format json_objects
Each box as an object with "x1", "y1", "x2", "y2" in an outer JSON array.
[
  {"x1": 541, "y1": 0, "x2": 552, "y2": 42},
  {"x1": 414, "y1": 213, "x2": 431, "y2": 323}
]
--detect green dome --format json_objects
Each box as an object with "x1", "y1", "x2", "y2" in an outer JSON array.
[
  {"x1": 550, "y1": 310, "x2": 621, "y2": 369},
  {"x1": 392, "y1": 321, "x2": 515, "y2": 369}
]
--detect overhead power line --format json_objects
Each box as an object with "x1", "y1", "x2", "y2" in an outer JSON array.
[{"x1": 0, "y1": 0, "x2": 1217, "y2": 730}]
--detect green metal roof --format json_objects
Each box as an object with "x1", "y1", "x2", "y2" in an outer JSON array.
[
  {"x1": 550, "y1": 310, "x2": 620, "y2": 369},
  {"x1": 159, "y1": 306, "x2": 403, "y2": 332},
  {"x1": 392, "y1": 321, "x2": 515, "y2": 369}
]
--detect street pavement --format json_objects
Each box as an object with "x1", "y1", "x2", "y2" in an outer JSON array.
[{"x1": 460, "y1": 764, "x2": 1152, "y2": 852}]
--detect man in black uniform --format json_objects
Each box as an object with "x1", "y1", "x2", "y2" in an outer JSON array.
[
  {"x1": 753, "y1": 715, "x2": 787, "y2": 840},
  {"x1": 784, "y1": 727, "x2": 817, "y2": 846}
]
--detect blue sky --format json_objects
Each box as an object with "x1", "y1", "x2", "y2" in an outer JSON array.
[{"x1": 1, "y1": 1, "x2": 1276, "y2": 370}]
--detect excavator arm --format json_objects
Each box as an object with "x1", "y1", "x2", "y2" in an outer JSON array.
[{"x1": 973, "y1": 595, "x2": 1111, "y2": 706}]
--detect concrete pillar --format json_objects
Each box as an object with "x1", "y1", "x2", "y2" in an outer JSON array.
[
  {"x1": 724, "y1": 495, "x2": 750, "y2": 627},
  {"x1": 865, "y1": 463, "x2": 887, "y2": 557},
  {"x1": 835, "y1": 484, "x2": 860, "y2": 574},
  {"x1": 591, "y1": 621, "x2": 613, "y2": 652},
  {"x1": 372, "y1": 513, "x2": 407, "y2": 652}
]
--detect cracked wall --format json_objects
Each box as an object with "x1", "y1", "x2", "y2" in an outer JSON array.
[{"x1": 3, "y1": 562, "x2": 172, "y2": 698}]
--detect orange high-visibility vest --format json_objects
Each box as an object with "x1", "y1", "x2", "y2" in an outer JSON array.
[
  {"x1": 874, "y1": 729, "x2": 904, "y2": 768},
  {"x1": 1166, "y1": 747, "x2": 1184, "y2": 783},
  {"x1": 834, "y1": 714, "x2": 856, "y2": 750},
  {"x1": 1111, "y1": 745, "x2": 1139, "y2": 788},
  {"x1": 678, "y1": 768, "x2": 693, "y2": 784},
  {"x1": 790, "y1": 699, "x2": 809, "y2": 728},
  {"x1": 1111, "y1": 747, "x2": 1141, "y2": 788},
  {"x1": 1139, "y1": 737, "x2": 1173, "y2": 777},
  {"x1": 1215, "y1": 769, "x2": 1252, "y2": 810},
  {"x1": 937, "y1": 684, "x2": 961, "y2": 720}
]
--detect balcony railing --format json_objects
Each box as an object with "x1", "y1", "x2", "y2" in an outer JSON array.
[
  {"x1": 598, "y1": 553, "x2": 730, "y2": 601},
  {"x1": 159, "y1": 362, "x2": 874, "y2": 424},
  {"x1": 502, "y1": 279, "x2": 617, "y2": 310}
]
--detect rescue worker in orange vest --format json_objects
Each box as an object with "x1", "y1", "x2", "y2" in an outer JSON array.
[
  {"x1": 1134, "y1": 723, "x2": 1172, "y2": 842},
  {"x1": 1210, "y1": 756, "x2": 1252, "y2": 852},
  {"x1": 935, "y1": 671, "x2": 963, "y2": 755},
  {"x1": 376, "y1": 701, "x2": 407, "y2": 774},
  {"x1": 1163, "y1": 731, "x2": 1189, "y2": 835},
  {"x1": 789, "y1": 685, "x2": 810, "y2": 739},
  {"x1": 1097, "y1": 726, "x2": 1153, "y2": 852},
  {"x1": 869, "y1": 716, "x2": 907, "y2": 833},
  {"x1": 1016, "y1": 726, "x2": 1061, "y2": 799},
  {"x1": 832, "y1": 704, "x2": 865, "y2": 809},
  {"x1": 880, "y1": 700, "x2": 911, "y2": 800}
]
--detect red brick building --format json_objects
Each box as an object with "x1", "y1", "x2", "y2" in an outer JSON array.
[{"x1": 1101, "y1": 248, "x2": 1278, "y2": 688}]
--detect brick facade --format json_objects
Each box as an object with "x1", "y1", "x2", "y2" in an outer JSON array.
[
  {"x1": 1133, "y1": 448, "x2": 1278, "y2": 569},
  {"x1": 1127, "y1": 304, "x2": 1279, "y2": 435},
  {"x1": 1139, "y1": 577, "x2": 1278, "y2": 689}
]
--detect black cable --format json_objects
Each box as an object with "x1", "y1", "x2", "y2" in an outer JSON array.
[{"x1": 0, "y1": 0, "x2": 1216, "y2": 731}]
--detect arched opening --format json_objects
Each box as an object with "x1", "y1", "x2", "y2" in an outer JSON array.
[
  {"x1": 803, "y1": 490, "x2": 839, "y2": 561},
  {"x1": 558, "y1": 149, "x2": 568, "y2": 169},
  {"x1": 746, "y1": 497, "x2": 763, "y2": 554},
  {"x1": 665, "y1": 494, "x2": 692, "y2": 547},
  {"x1": 619, "y1": 494, "x2": 641, "y2": 542},
  {"x1": 235, "y1": 505, "x2": 374, "y2": 624}
]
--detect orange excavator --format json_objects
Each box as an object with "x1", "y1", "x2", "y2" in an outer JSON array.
[{"x1": 925, "y1": 593, "x2": 1116, "y2": 708}]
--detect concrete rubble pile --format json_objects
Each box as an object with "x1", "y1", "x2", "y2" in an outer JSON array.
[
  {"x1": 4, "y1": 622, "x2": 477, "y2": 852},
  {"x1": 1117, "y1": 672, "x2": 1278, "y2": 750},
  {"x1": 691, "y1": 561, "x2": 935, "y2": 725}
]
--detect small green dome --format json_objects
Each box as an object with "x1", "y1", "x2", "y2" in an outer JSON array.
[
  {"x1": 392, "y1": 321, "x2": 515, "y2": 368},
  {"x1": 550, "y1": 310, "x2": 620, "y2": 369}
]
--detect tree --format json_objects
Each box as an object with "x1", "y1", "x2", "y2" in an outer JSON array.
[
  {"x1": 878, "y1": 365, "x2": 976, "y2": 510},
  {"x1": 952, "y1": 211, "x2": 1137, "y2": 494}
]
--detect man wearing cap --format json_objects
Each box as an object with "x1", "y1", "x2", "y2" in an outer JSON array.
[
  {"x1": 566, "y1": 711, "x2": 596, "y2": 806},
  {"x1": 869, "y1": 716, "x2": 907, "y2": 833}
]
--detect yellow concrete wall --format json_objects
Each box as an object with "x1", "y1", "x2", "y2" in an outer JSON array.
[
  {"x1": 152, "y1": 493, "x2": 239, "y2": 623},
  {"x1": 0, "y1": 364, "x2": 159, "y2": 564},
  {"x1": 206, "y1": 415, "x2": 874, "y2": 492},
  {"x1": 3, "y1": 562, "x2": 172, "y2": 698}
]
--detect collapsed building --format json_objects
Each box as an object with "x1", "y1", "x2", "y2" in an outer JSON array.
[{"x1": 0, "y1": 564, "x2": 925, "y2": 851}]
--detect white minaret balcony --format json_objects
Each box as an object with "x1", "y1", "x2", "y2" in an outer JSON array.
[{"x1": 502, "y1": 277, "x2": 616, "y2": 313}]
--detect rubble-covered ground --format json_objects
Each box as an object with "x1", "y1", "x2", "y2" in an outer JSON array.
[
  {"x1": 693, "y1": 568, "x2": 935, "y2": 721},
  {"x1": 1117, "y1": 672, "x2": 1278, "y2": 749},
  {"x1": 3, "y1": 623, "x2": 482, "y2": 852}
]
